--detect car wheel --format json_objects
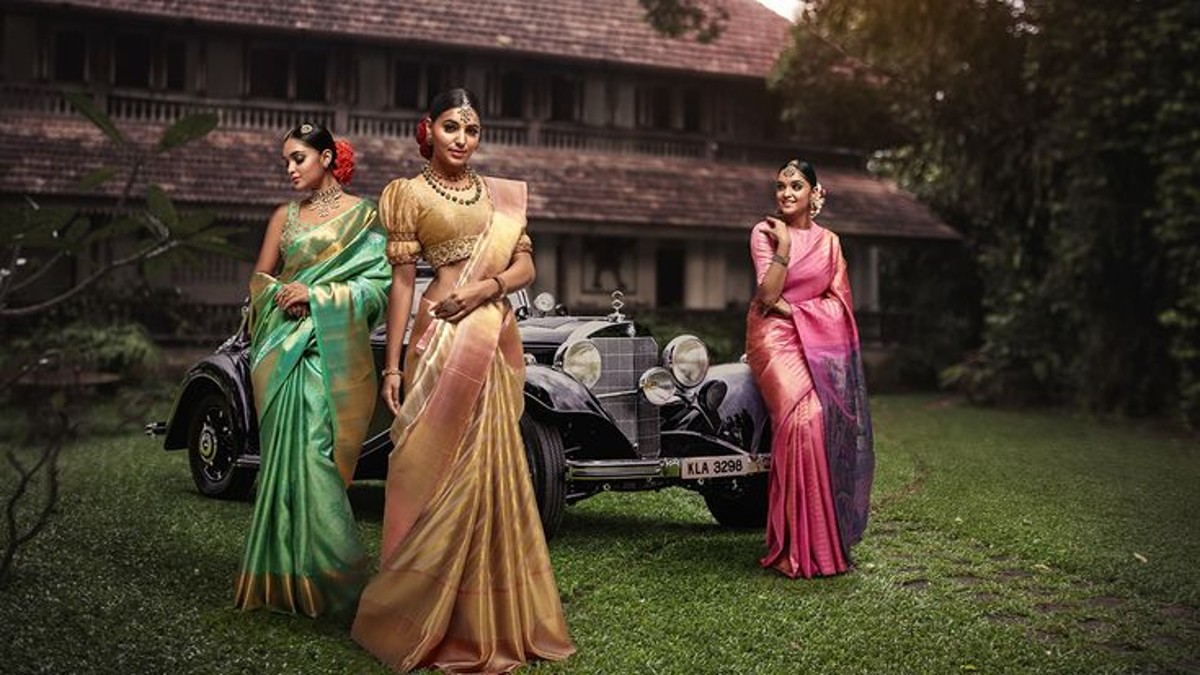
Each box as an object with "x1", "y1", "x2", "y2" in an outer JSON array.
[
  {"x1": 520, "y1": 414, "x2": 566, "y2": 539},
  {"x1": 187, "y1": 391, "x2": 255, "y2": 500},
  {"x1": 703, "y1": 473, "x2": 769, "y2": 528}
]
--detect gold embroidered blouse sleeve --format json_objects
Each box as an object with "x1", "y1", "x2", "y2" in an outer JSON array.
[
  {"x1": 380, "y1": 178, "x2": 421, "y2": 266},
  {"x1": 515, "y1": 230, "x2": 534, "y2": 256}
]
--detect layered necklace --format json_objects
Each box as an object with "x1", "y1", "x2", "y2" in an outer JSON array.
[
  {"x1": 422, "y1": 163, "x2": 482, "y2": 206},
  {"x1": 309, "y1": 184, "x2": 343, "y2": 219}
]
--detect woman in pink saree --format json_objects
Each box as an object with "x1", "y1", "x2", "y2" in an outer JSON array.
[{"x1": 745, "y1": 159, "x2": 875, "y2": 579}]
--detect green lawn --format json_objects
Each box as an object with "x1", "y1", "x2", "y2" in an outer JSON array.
[{"x1": 1, "y1": 394, "x2": 1197, "y2": 674}]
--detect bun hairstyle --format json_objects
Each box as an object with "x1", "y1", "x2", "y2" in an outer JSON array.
[
  {"x1": 415, "y1": 87, "x2": 482, "y2": 160},
  {"x1": 285, "y1": 122, "x2": 356, "y2": 186}
]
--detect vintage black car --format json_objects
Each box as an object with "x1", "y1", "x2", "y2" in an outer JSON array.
[{"x1": 149, "y1": 269, "x2": 772, "y2": 537}]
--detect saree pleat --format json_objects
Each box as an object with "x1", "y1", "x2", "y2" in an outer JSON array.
[
  {"x1": 746, "y1": 221, "x2": 874, "y2": 578},
  {"x1": 353, "y1": 353, "x2": 572, "y2": 673},
  {"x1": 234, "y1": 201, "x2": 391, "y2": 617},
  {"x1": 352, "y1": 177, "x2": 573, "y2": 673}
]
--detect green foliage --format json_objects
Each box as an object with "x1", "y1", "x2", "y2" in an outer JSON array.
[
  {"x1": 63, "y1": 90, "x2": 124, "y2": 145},
  {"x1": 156, "y1": 112, "x2": 219, "y2": 152},
  {"x1": 639, "y1": 0, "x2": 729, "y2": 43},
  {"x1": 0, "y1": 93, "x2": 243, "y2": 320},
  {"x1": 775, "y1": 0, "x2": 1200, "y2": 425}
]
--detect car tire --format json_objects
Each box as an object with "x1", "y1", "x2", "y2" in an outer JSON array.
[
  {"x1": 186, "y1": 390, "x2": 256, "y2": 500},
  {"x1": 703, "y1": 473, "x2": 769, "y2": 528},
  {"x1": 520, "y1": 414, "x2": 567, "y2": 539}
]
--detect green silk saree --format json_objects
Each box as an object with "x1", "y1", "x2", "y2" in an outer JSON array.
[{"x1": 234, "y1": 199, "x2": 390, "y2": 617}]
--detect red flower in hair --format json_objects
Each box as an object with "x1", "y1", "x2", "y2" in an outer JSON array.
[
  {"x1": 415, "y1": 117, "x2": 433, "y2": 160},
  {"x1": 332, "y1": 139, "x2": 355, "y2": 185}
]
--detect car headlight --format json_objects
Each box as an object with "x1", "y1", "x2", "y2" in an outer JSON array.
[
  {"x1": 555, "y1": 339, "x2": 602, "y2": 388},
  {"x1": 639, "y1": 367, "x2": 677, "y2": 406},
  {"x1": 534, "y1": 292, "x2": 557, "y2": 313},
  {"x1": 663, "y1": 334, "x2": 709, "y2": 388}
]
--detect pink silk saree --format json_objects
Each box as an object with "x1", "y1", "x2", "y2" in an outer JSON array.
[{"x1": 745, "y1": 221, "x2": 875, "y2": 578}]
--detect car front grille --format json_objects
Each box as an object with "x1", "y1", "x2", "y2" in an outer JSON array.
[{"x1": 591, "y1": 336, "x2": 660, "y2": 458}]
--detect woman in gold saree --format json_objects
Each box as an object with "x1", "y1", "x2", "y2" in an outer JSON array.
[
  {"x1": 351, "y1": 89, "x2": 574, "y2": 673},
  {"x1": 234, "y1": 123, "x2": 391, "y2": 616},
  {"x1": 746, "y1": 159, "x2": 875, "y2": 579}
]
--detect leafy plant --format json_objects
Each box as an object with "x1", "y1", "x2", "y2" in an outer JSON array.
[{"x1": 0, "y1": 91, "x2": 238, "y2": 583}]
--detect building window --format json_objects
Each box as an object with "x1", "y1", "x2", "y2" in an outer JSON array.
[
  {"x1": 549, "y1": 76, "x2": 579, "y2": 122},
  {"x1": 656, "y1": 244, "x2": 685, "y2": 308},
  {"x1": 53, "y1": 29, "x2": 87, "y2": 83},
  {"x1": 113, "y1": 34, "x2": 152, "y2": 88},
  {"x1": 637, "y1": 85, "x2": 672, "y2": 130},
  {"x1": 682, "y1": 88, "x2": 703, "y2": 133},
  {"x1": 294, "y1": 51, "x2": 327, "y2": 102},
  {"x1": 424, "y1": 66, "x2": 444, "y2": 110},
  {"x1": 393, "y1": 60, "x2": 421, "y2": 109},
  {"x1": 248, "y1": 47, "x2": 289, "y2": 99},
  {"x1": 497, "y1": 72, "x2": 525, "y2": 119},
  {"x1": 392, "y1": 61, "x2": 453, "y2": 111},
  {"x1": 164, "y1": 40, "x2": 187, "y2": 91}
]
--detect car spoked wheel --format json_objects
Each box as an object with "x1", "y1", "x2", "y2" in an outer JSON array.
[
  {"x1": 702, "y1": 473, "x2": 769, "y2": 528},
  {"x1": 187, "y1": 391, "x2": 255, "y2": 500},
  {"x1": 520, "y1": 414, "x2": 567, "y2": 539}
]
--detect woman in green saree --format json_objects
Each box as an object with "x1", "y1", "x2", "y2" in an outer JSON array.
[{"x1": 233, "y1": 122, "x2": 391, "y2": 617}]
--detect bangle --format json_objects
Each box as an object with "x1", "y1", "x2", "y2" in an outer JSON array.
[
  {"x1": 770, "y1": 253, "x2": 789, "y2": 266},
  {"x1": 491, "y1": 275, "x2": 508, "y2": 300},
  {"x1": 381, "y1": 368, "x2": 402, "y2": 378}
]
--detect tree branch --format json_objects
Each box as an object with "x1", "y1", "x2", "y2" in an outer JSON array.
[
  {"x1": 1, "y1": 435, "x2": 62, "y2": 582},
  {"x1": 0, "y1": 239, "x2": 181, "y2": 318}
]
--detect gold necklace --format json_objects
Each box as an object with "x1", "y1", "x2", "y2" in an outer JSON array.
[
  {"x1": 309, "y1": 184, "x2": 343, "y2": 218},
  {"x1": 422, "y1": 164, "x2": 482, "y2": 205}
]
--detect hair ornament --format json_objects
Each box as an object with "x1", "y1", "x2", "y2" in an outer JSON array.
[
  {"x1": 415, "y1": 117, "x2": 433, "y2": 160},
  {"x1": 332, "y1": 138, "x2": 355, "y2": 185}
]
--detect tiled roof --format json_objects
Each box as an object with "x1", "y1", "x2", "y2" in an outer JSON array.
[
  {"x1": 0, "y1": 116, "x2": 960, "y2": 241},
  {"x1": 21, "y1": 0, "x2": 791, "y2": 79}
]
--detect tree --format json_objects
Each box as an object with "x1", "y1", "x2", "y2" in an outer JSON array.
[
  {"x1": 770, "y1": 0, "x2": 1200, "y2": 425},
  {"x1": 0, "y1": 92, "x2": 242, "y2": 582}
]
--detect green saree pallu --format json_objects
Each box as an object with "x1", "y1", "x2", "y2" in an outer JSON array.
[{"x1": 234, "y1": 200, "x2": 391, "y2": 618}]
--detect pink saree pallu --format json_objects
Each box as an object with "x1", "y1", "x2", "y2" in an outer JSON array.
[
  {"x1": 352, "y1": 178, "x2": 574, "y2": 674},
  {"x1": 745, "y1": 222, "x2": 875, "y2": 579}
]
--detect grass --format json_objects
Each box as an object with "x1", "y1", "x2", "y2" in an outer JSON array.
[{"x1": 1, "y1": 393, "x2": 1198, "y2": 674}]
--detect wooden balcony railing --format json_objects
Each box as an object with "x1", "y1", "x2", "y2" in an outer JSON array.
[{"x1": 0, "y1": 83, "x2": 835, "y2": 165}]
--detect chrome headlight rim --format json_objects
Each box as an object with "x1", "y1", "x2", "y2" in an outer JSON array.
[
  {"x1": 533, "y1": 292, "x2": 558, "y2": 313},
  {"x1": 639, "y1": 367, "x2": 678, "y2": 406},
  {"x1": 554, "y1": 338, "x2": 602, "y2": 389},
  {"x1": 662, "y1": 334, "x2": 709, "y2": 388}
]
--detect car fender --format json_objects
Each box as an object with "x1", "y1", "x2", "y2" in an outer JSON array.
[
  {"x1": 162, "y1": 352, "x2": 257, "y2": 453},
  {"x1": 705, "y1": 362, "x2": 771, "y2": 455},
  {"x1": 522, "y1": 363, "x2": 635, "y2": 458}
]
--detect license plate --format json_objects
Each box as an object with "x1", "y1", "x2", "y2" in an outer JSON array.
[{"x1": 680, "y1": 455, "x2": 758, "y2": 480}]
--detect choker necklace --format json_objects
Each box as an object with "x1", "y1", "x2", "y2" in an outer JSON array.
[
  {"x1": 422, "y1": 164, "x2": 482, "y2": 205},
  {"x1": 309, "y1": 184, "x2": 343, "y2": 219}
]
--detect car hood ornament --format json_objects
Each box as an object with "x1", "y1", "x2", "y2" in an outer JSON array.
[{"x1": 607, "y1": 290, "x2": 625, "y2": 322}]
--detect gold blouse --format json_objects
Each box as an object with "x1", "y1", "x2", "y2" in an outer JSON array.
[{"x1": 380, "y1": 176, "x2": 534, "y2": 268}]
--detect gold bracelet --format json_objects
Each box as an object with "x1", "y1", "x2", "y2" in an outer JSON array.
[
  {"x1": 491, "y1": 275, "x2": 508, "y2": 300},
  {"x1": 381, "y1": 368, "x2": 402, "y2": 378}
]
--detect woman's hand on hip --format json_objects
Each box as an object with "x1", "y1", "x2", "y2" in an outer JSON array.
[{"x1": 762, "y1": 298, "x2": 793, "y2": 318}]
